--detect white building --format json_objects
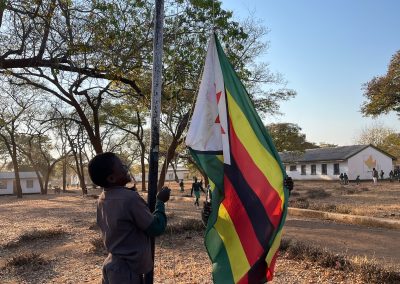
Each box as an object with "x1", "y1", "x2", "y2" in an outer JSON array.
[
  {"x1": 133, "y1": 166, "x2": 190, "y2": 182},
  {"x1": 279, "y1": 145, "x2": 395, "y2": 181},
  {"x1": 0, "y1": 172, "x2": 41, "y2": 195}
]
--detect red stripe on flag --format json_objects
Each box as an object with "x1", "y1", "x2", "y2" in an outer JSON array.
[
  {"x1": 229, "y1": 118, "x2": 283, "y2": 228},
  {"x1": 266, "y1": 251, "x2": 279, "y2": 281},
  {"x1": 237, "y1": 272, "x2": 248, "y2": 284},
  {"x1": 222, "y1": 176, "x2": 263, "y2": 266}
]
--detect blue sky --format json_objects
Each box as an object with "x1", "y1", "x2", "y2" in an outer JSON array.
[{"x1": 221, "y1": 0, "x2": 400, "y2": 146}]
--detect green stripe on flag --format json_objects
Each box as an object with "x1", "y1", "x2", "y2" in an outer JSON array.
[{"x1": 206, "y1": 227, "x2": 235, "y2": 284}]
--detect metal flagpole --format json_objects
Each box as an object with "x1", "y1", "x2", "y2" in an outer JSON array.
[{"x1": 145, "y1": 0, "x2": 164, "y2": 284}]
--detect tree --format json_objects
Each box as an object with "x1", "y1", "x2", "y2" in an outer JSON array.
[
  {"x1": 361, "y1": 50, "x2": 400, "y2": 116},
  {"x1": 380, "y1": 133, "x2": 400, "y2": 161},
  {"x1": 318, "y1": 142, "x2": 338, "y2": 148},
  {"x1": 0, "y1": 84, "x2": 38, "y2": 198},
  {"x1": 0, "y1": 0, "x2": 143, "y2": 91},
  {"x1": 355, "y1": 122, "x2": 394, "y2": 147},
  {"x1": 266, "y1": 123, "x2": 317, "y2": 152}
]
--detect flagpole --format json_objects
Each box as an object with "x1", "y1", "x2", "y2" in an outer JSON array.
[{"x1": 146, "y1": 0, "x2": 164, "y2": 284}]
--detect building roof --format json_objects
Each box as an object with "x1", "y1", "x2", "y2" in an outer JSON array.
[
  {"x1": 0, "y1": 172, "x2": 38, "y2": 179},
  {"x1": 279, "y1": 144, "x2": 396, "y2": 163}
]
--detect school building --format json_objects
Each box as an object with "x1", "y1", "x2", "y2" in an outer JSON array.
[{"x1": 279, "y1": 144, "x2": 395, "y2": 181}]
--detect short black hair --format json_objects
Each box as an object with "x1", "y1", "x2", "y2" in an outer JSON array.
[{"x1": 88, "y1": 152, "x2": 118, "y2": 187}]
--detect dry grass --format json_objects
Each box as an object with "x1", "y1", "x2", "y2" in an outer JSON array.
[
  {"x1": 166, "y1": 218, "x2": 204, "y2": 234},
  {"x1": 3, "y1": 228, "x2": 67, "y2": 248},
  {"x1": 280, "y1": 238, "x2": 400, "y2": 284},
  {"x1": 0, "y1": 183, "x2": 399, "y2": 283},
  {"x1": 289, "y1": 181, "x2": 400, "y2": 219},
  {"x1": 306, "y1": 188, "x2": 331, "y2": 199},
  {"x1": 5, "y1": 252, "x2": 49, "y2": 268}
]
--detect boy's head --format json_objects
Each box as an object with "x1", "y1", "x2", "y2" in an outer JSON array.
[{"x1": 88, "y1": 152, "x2": 131, "y2": 188}]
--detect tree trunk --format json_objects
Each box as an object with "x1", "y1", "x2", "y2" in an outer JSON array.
[
  {"x1": 11, "y1": 152, "x2": 22, "y2": 198},
  {"x1": 157, "y1": 140, "x2": 177, "y2": 191},
  {"x1": 35, "y1": 169, "x2": 45, "y2": 194},
  {"x1": 140, "y1": 143, "x2": 146, "y2": 191},
  {"x1": 157, "y1": 112, "x2": 190, "y2": 190},
  {"x1": 62, "y1": 157, "x2": 67, "y2": 192}
]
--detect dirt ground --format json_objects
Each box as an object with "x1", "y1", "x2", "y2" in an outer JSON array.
[{"x1": 0, "y1": 181, "x2": 399, "y2": 283}]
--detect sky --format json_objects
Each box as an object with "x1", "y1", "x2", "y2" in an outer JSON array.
[{"x1": 220, "y1": 0, "x2": 400, "y2": 146}]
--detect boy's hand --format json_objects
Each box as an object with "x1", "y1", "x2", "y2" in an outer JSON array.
[
  {"x1": 157, "y1": 187, "x2": 171, "y2": 202},
  {"x1": 284, "y1": 176, "x2": 294, "y2": 192}
]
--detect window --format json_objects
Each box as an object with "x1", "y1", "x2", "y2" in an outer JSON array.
[
  {"x1": 0, "y1": 180, "x2": 6, "y2": 189},
  {"x1": 321, "y1": 164, "x2": 327, "y2": 175},
  {"x1": 311, "y1": 165, "x2": 316, "y2": 175},
  {"x1": 301, "y1": 165, "x2": 306, "y2": 175},
  {"x1": 334, "y1": 163, "x2": 340, "y2": 175},
  {"x1": 289, "y1": 165, "x2": 297, "y2": 171},
  {"x1": 26, "y1": 180, "x2": 34, "y2": 188}
]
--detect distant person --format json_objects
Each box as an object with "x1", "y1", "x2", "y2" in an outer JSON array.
[
  {"x1": 88, "y1": 152, "x2": 171, "y2": 284},
  {"x1": 372, "y1": 168, "x2": 378, "y2": 185},
  {"x1": 355, "y1": 175, "x2": 360, "y2": 185},
  {"x1": 179, "y1": 179, "x2": 184, "y2": 192},
  {"x1": 343, "y1": 173, "x2": 349, "y2": 185},
  {"x1": 191, "y1": 177, "x2": 205, "y2": 207},
  {"x1": 380, "y1": 170, "x2": 384, "y2": 180},
  {"x1": 389, "y1": 170, "x2": 394, "y2": 182},
  {"x1": 339, "y1": 173, "x2": 344, "y2": 185}
]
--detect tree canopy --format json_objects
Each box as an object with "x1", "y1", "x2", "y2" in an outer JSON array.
[
  {"x1": 361, "y1": 50, "x2": 400, "y2": 116},
  {"x1": 266, "y1": 123, "x2": 317, "y2": 152},
  {"x1": 0, "y1": 0, "x2": 297, "y2": 195}
]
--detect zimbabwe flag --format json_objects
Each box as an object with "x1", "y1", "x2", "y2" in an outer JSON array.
[{"x1": 185, "y1": 34, "x2": 288, "y2": 283}]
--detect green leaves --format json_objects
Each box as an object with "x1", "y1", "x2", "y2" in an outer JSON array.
[{"x1": 362, "y1": 50, "x2": 400, "y2": 117}]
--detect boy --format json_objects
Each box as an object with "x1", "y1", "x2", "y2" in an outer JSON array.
[{"x1": 88, "y1": 152, "x2": 170, "y2": 284}]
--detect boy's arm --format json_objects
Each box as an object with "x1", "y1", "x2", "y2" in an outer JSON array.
[
  {"x1": 144, "y1": 187, "x2": 170, "y2": 237},
  {"x1": 144, "y1": 199, "x2": 167, "y2": 237}
]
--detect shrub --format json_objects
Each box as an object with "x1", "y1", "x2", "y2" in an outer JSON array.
[
  {"x1": 4, "y1": 229, "x2": 67, "y2": 248},
  {"x1": 289, "y1": 197, "x2": 309, "y2": 209},
  {"x1": 89, "y1": 235, "x2": 107, "y2": 255},
  {"x1": 166, "y1": 219, "x2": 204, "y2": 234},
  {"x1": 306, "y1": 188, "x2": 331, "y2": 199},
  {"x1": 5, "y1": 252, "x2": 49, "y2": 267},
  {"x1": 280, "y1": 238, "x2": 400, "y2": 283}
]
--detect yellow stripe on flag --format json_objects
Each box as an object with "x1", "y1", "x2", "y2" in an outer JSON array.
[
  {"x1": 214, "y1": 204, "x2": 250, "y2": 282},
  {"x1": 226, "y1": 91, "x2": 284, "y2": 203},
  {"x1": 266, "y1": 229, "x2": 282, "y2": 265}
]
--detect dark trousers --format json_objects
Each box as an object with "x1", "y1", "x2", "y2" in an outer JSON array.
[{"x1": 102, "y1": 254, "x2": 144, "y2": 284}]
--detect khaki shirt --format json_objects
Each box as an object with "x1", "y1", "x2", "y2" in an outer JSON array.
[{"x1": 97, "y1": 186, "x2": 154, "y2": 274}]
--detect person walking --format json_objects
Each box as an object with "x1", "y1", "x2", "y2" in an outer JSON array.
[
  {"x1": 339, "y1": 173, "x2": 344, "y2": 185},
  {"x1": 372, "y1": 168, "x2": 378, "y2": 185},
  {"x1": 343, "y1": 173, "x2": 349, "y2": 185}
]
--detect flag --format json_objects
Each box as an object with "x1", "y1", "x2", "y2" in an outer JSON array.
[{"x1": 185, "y1": 34, "x2": 288, "y2": 283}]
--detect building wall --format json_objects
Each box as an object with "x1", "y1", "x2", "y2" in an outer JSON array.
[
  {"x1": 348, "y1": 147, "x2": 393, "y2": 180},
  {"x1": 285, "y1": 162, "x2": 347, "y2": 181},
  {"x1": 0, "y1": 179, "x2": 13, "y2": 195},
  {"x1": 133, "y1": 168, "x2": 190, "y2": 182},
  {"x1": 21, "y1": 178, "x2": 41, "y2": 194},
  {"x1": 0, "y1": 178, "x2": 40, "y2": 195}
]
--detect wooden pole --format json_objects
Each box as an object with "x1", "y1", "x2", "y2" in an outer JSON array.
[{"x1": 145, "y1": 0, "x2": 164, "y2": 283}]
